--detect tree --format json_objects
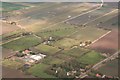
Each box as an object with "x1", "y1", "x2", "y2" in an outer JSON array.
[
  {"x1": 16, "y1": 53, "x2": 25, "y2": 57},
  {"x1": 29, "y1": 52, "x2": 35, "y2": 55},
  {"x1": 57, "y1": 68, "x2": 67, "y2": 78}
]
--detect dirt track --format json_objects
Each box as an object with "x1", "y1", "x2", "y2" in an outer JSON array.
[{"x1": 89, "y1": 29, "x2": 118, "y2": 54}]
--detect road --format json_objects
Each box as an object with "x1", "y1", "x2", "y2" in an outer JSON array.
[
  {"x1": 92, "y1": 51, "x2": 118, "y2": 70},
  {"x1": 80, "y1": 51, "x2": 119, "y2": 78}
]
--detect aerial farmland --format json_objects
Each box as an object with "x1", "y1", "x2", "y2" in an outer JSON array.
[{"x1": 1, "y1": 1, "x2": 119, "y2": 79}]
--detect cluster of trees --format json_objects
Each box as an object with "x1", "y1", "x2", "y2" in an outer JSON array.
[
  {"x1": 3, "y1": 32, "x2": 32, "y2": 41},
  {"x1": 3, "y1": 33, "x2": 22, "y2": 41},
  {"x1": 45, "y1": 59, "x2": 86, "y2": 78},
  {"x1": 16, "y1": 52, "x2": 26, "y2": 57},
  {"x1": 22, "y1": 32, "x2": 32, "y2": 36}
]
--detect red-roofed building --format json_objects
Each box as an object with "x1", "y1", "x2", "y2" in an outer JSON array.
[
  {"x1": 23, "y1": 49, "x2": 32, "y2": 54},
  {"x1": 96, "y1": 74, "x2": 101, "y2": 78}
]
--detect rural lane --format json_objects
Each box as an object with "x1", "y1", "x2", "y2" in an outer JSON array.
[{"x1": 80, "y1": 51, "x2": 119, "y2": 78}]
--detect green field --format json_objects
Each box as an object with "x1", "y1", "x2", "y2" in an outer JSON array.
[
  {"x1": 28, "y1": 63, "x2": 55, "y2": 78},
  {"x1": 77, "y1": 51, "x2": 105, "y2": 65},
  {"x1": 62, "y1": 48, "x2": 89, "y2": 58},
  {"x1": 35, "y1": 44, "x2": 60, "y2": 55},
  {"x1": 36, "y1": 24, "x2": 78, "y2": 39},
  {"x1": 2, "y1": 59, "x2": 23, "y2": 69},
  {"x1": 46, "y1": 26, "x2": 108, "y2": 49},
  {"x1": 53, "y1": 38, "x2": 79, "y2": 49},
  {"x1": 3, "y1": 35, "x2": 42, "y2": 51},
  {"x1": 42, "y1": 56, "x2": 64, "y2": 65},
  {"x1": 2, "y1": 2, "x2": 29, "y2": 12},
  {"x1": 55, "y1": 53, "x2": 73, "y2": 61},
  {"x1": 2, "y1": 30, "x2": 24, "y2": 43}
]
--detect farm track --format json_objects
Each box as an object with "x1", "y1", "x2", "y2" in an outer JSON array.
[
  {"x1": 80, "y1": 51, "x2": 119, "y2": 78},
  {"x1": 2, "y1": 3, "x2": 103, "y2": 45},
  {"x1": 86, "y1": 31, "x2": 112, "y2": 47},
  {"x1": 1, "y1": 36, "x2": 23, "y2": 45},
  {"x1": 83, "y1": 9, "x2": 118, "y2": 26},
  {"x1": 38, "y1": 2, "x2": 104, "y2": 31},
  {"x1": 66, "y1": 9, "x2": 117, "y2": 38},
  {"x1": 2, "y1": 3, "x2": 117, "y2": 46},
  {"x1": 2, "y1": 1, "x2": 119, "y2": 78}
]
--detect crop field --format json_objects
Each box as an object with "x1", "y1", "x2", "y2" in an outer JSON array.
[
  {"x1": 89, "y1": 29, "x2": 118, "y2": 54},
  {"x1": 2, "y1": 2, "x2": 118, "y2": 78},
  {"x1": 35, "y1": 44, "x2": 61, "y2": 55},
  {"x1": 2, "y1": 59, "x2": 23, "y2": 69},
  {"x1": 2, "y1": 48, "x2": 15, "y2": 58},
  {"x1": 28, "y1": 63, "x2": 55, "y2": 78},
  {"x1": 53, "y1": 38, "x2": 80, "y2": 49},
  {"x1": 3, "y1": 35, "x2": 42, "y2": 51},
  {"x1": 97, "y1": 59, "x2": 118, "y2": 77},
  {"x1": 42, "y1": 56, "x2": 64, "y2": 65},
  {"x1": 55, "y1": 53, "x2": 73, "y2": 61},
  {"x1": 2, "y1": 66, "x2": 34, "y2": 78},
  {"x1": 86, "y1": 11, "x2": 118, "y2": 29},
  {"x1": 1, "y1": 2, "x2": 29, "y2": 13},
  {"x1": 61, "y1": 48, "x2": 89, "y2": 58},
  {"x1": 65, "y1": 5, "x2": 114, "y2": 26},
  {"x1": 35, "y1": 23, "x2": 79, "y2": 39},
  {"x1": 98, "y1": 15, "x2": 118, "y2": 29},
  {"x1": 27, "y1": 49, "x2": 105, "y2": 77},
  {"x1": 10, "y1": 3, "x2": 98, "y2": 32},
  {"x1": 50, "y1": 27, "x2": 108, "y2": 49},
  {"x1": 2, "y1": 29, "x2": 24, "y2": 43},
  {"x1": 69, "y1": 27, "x2": 108, "y2": 41},
  {"x1": 77, "y1": 51, "x2": 105, "y2": 65}
]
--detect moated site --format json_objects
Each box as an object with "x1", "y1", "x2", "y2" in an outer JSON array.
[{"x1": 1, "y1": 2, "x2": 119, "y2": 78}]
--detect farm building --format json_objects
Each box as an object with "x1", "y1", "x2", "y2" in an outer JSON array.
[{"x1": 22, "y1": 53, "x2": 46, "y2": 63}]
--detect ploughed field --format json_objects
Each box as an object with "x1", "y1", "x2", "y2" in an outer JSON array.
[
  {"x1": 89, "y1": 29, "x2": 118, "y2": 54},
  {"x1": 97, "y1": 59, "x2": 118, "y2": 77},
  {"x1": 1, "y1": 2, "x2": 118, "y2": 78}
]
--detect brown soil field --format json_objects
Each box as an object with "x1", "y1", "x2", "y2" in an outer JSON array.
[
  {"x1": 1, "y1": 22, "x2": 20, "y2": 35},
  {"x1": 89, "y1": 29, "x2": 118, "y2": 54},
  {"x1": 2, "y1": 66, "x2": 34, "y2": 78},
  {"x1": 2, "y1": 48, "x2": 15, "y2": 59}
]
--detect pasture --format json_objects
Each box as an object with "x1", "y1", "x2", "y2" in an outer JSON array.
[
  {"x1": 77, "y1": 51, "x2": 105, "y2": 65},
  {"x1": 2, "y1": 59, "x2": 23, "y2": 69},
  {"x1": 53, "y1": 38, "x2": 80, "y2": 49},
  {"x1": 61, "y1": 47, "x2": 89, "y2": 58},
  {"x1": 3, "y1": 35, "x2": 42, "y2": 51},
  {"x1": 35, "y1": 23, "x2": 78, "y2": 39},
  {"x1": 42, "y1": 56, "x2": 64, "y2": 65},
  {"x1": 55, "y1": 53, "x2": 73, "y2": 61},
  {"x1": 28, "y1": 63, "x2": 55, "y2": 78},
  {"x1": 51, "y1": 27, "x2": 107, "y2": 49},
  {"x1": 35, "y1": 44, "x2": 60, "y2": 55}
]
